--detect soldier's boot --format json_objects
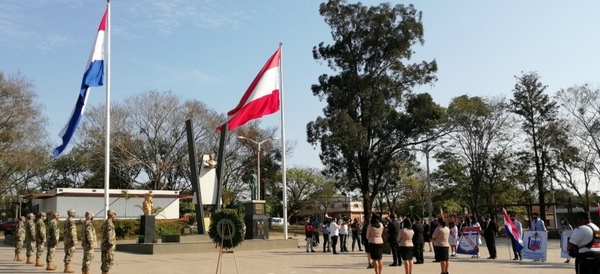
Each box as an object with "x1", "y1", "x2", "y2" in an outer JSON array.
[
  {"x1": 36, "y1": 258, "x2": 45, "y2": 267},
  {"x1": 64, "y1": 264, "x2": 75, "y2": 273},
  {"x1": 47, "y1": 262, "x2": 57, "y2": 271},
  {"x1": 16, "y1": 254, "x2": 23, "y2": 261},
  {"x1": 26, "y1": 256, "x2": 34, "y2": 264}
]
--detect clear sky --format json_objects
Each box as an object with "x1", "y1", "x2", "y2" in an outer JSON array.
[{"x1": 1, "y1": 0, "x2": 599, "y2": 170}]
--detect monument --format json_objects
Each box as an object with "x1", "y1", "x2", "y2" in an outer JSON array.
[
  {"x1": 243, "y1": 174, "x2": 268, "y2": 239},
  {"x1": 139, "y1": 193, "x2": 156, "y2": 243}
]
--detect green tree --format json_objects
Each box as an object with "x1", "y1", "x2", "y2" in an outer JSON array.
[
  {"x1": 442, "y1": 95, "x2": 515, "y2": 215},
  {"x1": 283, "y1": 167, "x2": 328, "y2": 222},
  {"x1": 510, "y1": 72, "x2": 559, "y2": 220},
  {"x1": 308, "y1": 0, "x2": 442, "y2": 219}
]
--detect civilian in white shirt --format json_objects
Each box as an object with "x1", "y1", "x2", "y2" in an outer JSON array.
[
  {"x1": 329, "y1": 218, "x2": 340, "y2": 254},
  {"x1": 567, "y1": 211, "x2": 600, "y2": 274},
  {"x1": 530, "y1": 212, "x2": 547, "y2": 231},
  {"x1": 339, "y1": 218, "x2": 349, "y2": 252}
]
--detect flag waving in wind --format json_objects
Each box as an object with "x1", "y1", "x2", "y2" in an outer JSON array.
[
  {"x1": 219, "y1": 47, "x2": 281, "y2": 130},
  {"x1": 502, "y1": 208, "x2": 523, "y2": 252},
  {"x1": 53, "y1": 8, "x2": 107, "y2": 157}
]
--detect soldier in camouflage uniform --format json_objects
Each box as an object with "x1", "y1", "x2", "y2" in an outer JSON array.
[
  {"x1": 35, "y1": 212, "x2": 47, "y2": 267},
  {"x1": 46, "y1": 212, "x2": 59, "y2": 270},
  {"x1": 63, "y1": 209, "x2": 78, "y2": 273},
  {"x1": 25, "y1": 213, "x2": 36, "y2": 264},
  {"x1": 81, "y1": 211, "x2": 97, "y2": 274},
  {"x1": 14, "y1": 216, "x2": 26, "y2": 261},
  {"x1": 101, "y1": 209, "x2": 116, "y2": 274}
]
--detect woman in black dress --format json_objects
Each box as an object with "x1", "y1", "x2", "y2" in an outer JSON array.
[{"x1": 423, "y1": 219, "x2": 432, "y2": 252}]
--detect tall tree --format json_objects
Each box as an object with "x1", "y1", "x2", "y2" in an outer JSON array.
[
  {"x1": 0, "y1": 72, "x2": 48, "y2": 196},
  {"x1": 307, "y1": 0, "x2": 442, "y2": 219},
  {"x1": 76, "y1": 90, "x2": 222, "y2": 190},
  {"x1": 555, "y1": 84, "x2": 600, "y2": 208},
  {"x1": 510, "y1": 72, "x2": 558, "y2": 220},
  {"x1": 443, "y1": 95, "x2": 516, "y2": 215}
]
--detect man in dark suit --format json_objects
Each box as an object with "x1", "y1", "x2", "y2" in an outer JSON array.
[
  {"x1": 483, "y1": 214, "x2": 498, "y2": 259},
  {"x1": 387, "y1": 214, "x2": 402, "y2": 266},
  {"x1": 412, "y1": 216, "x2": 425, "y2": 264}
]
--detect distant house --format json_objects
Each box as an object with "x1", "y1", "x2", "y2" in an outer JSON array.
[
  {"x1": 298, "y1": 196, "x2": 365, "y2": 223},
  {"x1": 24, "y1": 188, "x2": 180, "y2": 220}
]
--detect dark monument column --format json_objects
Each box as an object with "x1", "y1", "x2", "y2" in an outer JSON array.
[
  {"x1": 139, "y1": 215, "x2": 156, "y2": 243},
  {"x1": 244, "y1": 200, "x2": 268, "y2": 240}
]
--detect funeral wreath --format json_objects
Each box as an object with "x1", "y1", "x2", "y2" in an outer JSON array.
[{"x1": 208, "y1": 210, "x2": 245, "y2": 249}]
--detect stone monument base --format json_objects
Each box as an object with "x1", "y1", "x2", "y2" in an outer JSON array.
[{"x1": 244, "y1": 200, "x2": 268, "y2": 240}]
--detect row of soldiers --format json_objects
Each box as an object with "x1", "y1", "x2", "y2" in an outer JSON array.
[{"x1": 12, "y1": 208, "x2": 116, "y2": 274}]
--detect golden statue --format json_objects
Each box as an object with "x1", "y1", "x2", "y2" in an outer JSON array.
[
  {"x1": 142, "y1": 193, "x2": 154, "y2": 215},
  {"x1": 204, "y1": 154, "x2": 217, "y2": 168}
]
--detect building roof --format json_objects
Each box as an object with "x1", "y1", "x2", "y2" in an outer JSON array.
[{"x1": 24, "y1": 188, "x2": 180, "y2": 200}]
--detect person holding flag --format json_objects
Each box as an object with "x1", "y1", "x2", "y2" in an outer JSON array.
[{"x1": 503, "y1": 209, "x2": 523, "y2": 260}]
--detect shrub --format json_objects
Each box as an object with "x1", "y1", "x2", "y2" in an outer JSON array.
[{"x1": 113, "y1": 219, "x2": 139, "y2": 239}]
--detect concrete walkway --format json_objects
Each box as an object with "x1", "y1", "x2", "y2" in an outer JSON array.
[{"x1": 0, "y1": 238, "x2": 575, "y2": 274}]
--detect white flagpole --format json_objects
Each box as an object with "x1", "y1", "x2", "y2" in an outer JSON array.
[
  {"x1": 104, "y1": 0, "x2": 111, "y2": 219},
  {"x1": 279, "y1": 42, "x2": 288, "y2": 240}
]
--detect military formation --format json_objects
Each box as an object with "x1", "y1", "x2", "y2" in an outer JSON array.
[{"x1": 12, "y1": 209, "x2": 117, "y2": 274}]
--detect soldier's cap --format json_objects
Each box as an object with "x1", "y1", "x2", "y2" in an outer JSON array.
[
  {"x1": 67, "y1": 209, "x2": 75, "y2": 213},
  {"x1": 52, "y1": 211, "x2": 59, "y2": 216},
  {"x1": 85, "y1": 211, "x2": 94, "y2": 217},
  {"x1": 27, "y1": 213, "x2": 34, "y2": 217},
  {"x1": 108, "y1": 209, "x2": 116, "y2": 215},
  {"x1": 38, "y1": 212, "x2": 46, "y2": 217}
]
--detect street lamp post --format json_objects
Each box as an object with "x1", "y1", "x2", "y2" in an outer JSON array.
[
  {"x1": 238, "y1": 136, "x2": 276, "y2": 200},
  {"x1": 409, "y1": 205, "x2": 414, "y2": 217},
  {"x1": 406, "y1": 142, "x2": 444, "y2": 223},
  {"x1": 424, "y1": 148, "x2": 432, "y2": 223}
]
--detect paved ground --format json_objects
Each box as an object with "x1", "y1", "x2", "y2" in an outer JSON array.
[{"x1": 0, "y1": 238, "x2": 575, "y2": 274}]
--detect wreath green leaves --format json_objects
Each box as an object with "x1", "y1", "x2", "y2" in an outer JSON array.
[{"x1": 208, "y1": 210, "x2": 245, "y2": 249}]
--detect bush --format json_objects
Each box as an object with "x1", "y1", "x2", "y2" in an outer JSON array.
[
  {"x1": 155, "y1": 220, "x2": 187, "y2": 237},
  {"x1": 113, "y1": 219, "x2": 140, "y2": 240},
  {"x1": 53, "y1": 219, "x2": 189, "y2": 240}
]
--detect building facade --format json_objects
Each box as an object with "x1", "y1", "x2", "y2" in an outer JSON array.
[{"x1": 25, "y1": 188, "x2": 180, "y2": 220}]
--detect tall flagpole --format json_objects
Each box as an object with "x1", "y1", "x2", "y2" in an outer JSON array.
[
  {"x1": 104, "y1": 0, "x2": 111, "y2": 219},
  {"x1": 279, "y1": 42, "x2": 288, "y2": 239}
]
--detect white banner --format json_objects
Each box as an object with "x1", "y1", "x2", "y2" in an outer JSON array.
[
  {"x1": 521, "y1": 231, "x2": 548, "y2": 261},
  {"x1": 560, "y1": 230, "x2": 574, "y2": 258},
  {"x1": 457, "y1": 227, "x2": 480, "y2": 255}
]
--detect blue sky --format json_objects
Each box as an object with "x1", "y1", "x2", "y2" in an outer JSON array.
[{"x1": 1, "y1": 0, "x2": 599, "y2": 170}]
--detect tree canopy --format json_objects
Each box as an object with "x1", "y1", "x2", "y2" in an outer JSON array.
[{"x1": 308, "y1": 0, "x2": 444, "y2": 219}]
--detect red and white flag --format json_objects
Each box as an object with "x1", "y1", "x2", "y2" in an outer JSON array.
[
  {"x1": 440, "y1": 207, "x2": 444, "y2": 219},
  {"x1": 219, "y1": 47, "x2": 281, "y2": 130}
]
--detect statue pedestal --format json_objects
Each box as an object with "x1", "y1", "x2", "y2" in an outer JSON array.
[
  {"x1": 138, "y1": 215, "x2": 156, "y2": 244},
  {"x1": 244, "y1": 200, "x2": 268, "y2": 240}
]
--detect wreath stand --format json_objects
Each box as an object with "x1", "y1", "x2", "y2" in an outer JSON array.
[{"x1": 215, "y1": 221, "x2": 240, "y2": 274}]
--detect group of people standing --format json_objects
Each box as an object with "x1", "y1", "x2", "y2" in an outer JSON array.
[
  {"x1": 305, "y1": 216, "x2": 364, "y2": 254},
  {"x1": 13, "y1": 209, "x2": 117, "y2": 274},
  {"x1": 384, "y1": 214, "x2": 450, "y2": 274}
]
